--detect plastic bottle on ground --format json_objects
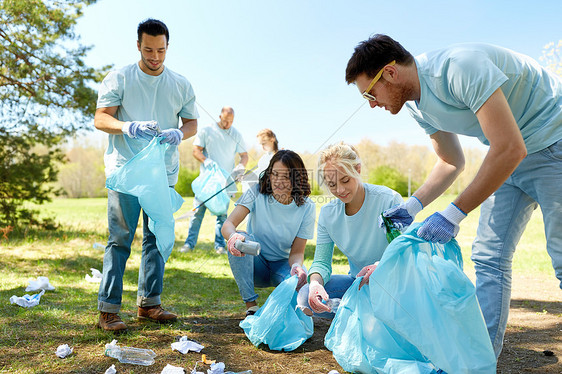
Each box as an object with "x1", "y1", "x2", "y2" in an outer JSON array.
[
  {"x1": 93, "y1": 242, "x2": 105, "y2": 250},
  {"x1": 104, "y1": 340, "x2": 156, "y2": 366}
]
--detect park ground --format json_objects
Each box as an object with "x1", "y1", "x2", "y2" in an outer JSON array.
[{"x1": 0, "y1": 196, "x2": 560, "y2": 373}]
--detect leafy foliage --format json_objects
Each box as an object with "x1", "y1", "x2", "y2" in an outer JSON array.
[
  {"x1": 540, "y1": 40, "x2": 562, "y2": 77},
  {"x1": 175, "y1": 167, "x2": 199, "y2": 197},
  {"x1": 368, "y1": 165, "x2": 414, "y2": 197},
  {"x1": 0, "y1": 0, "x2": 106, "y2": 227}
]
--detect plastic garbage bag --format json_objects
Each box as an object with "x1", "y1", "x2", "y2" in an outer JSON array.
[
  {"x1": 325, "y1": 223, "x2": 496, "y2": 374},
  {"x1": 325, "y1": 278, "x2": 437, "y2": 374},
  {"x1": 240, "y1": 275, "x2": 313, "y2": 351},
  {"x1": 10, "y1": 290, "x2": 45, "y2": 308},
  {"x1": 191, "y1": 162, "x2": 232, "y2": 216},
  {"x1": 366, "y1": 224, "x2": 496, "y2": 374},
  {"x1": 26, "y1": 276, "x2": 55, "y2": 292},
  {"x1": 106, "y1": 138, "x2": 184, "y2": 262}
]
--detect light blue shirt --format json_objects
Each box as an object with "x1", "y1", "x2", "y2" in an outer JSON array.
[
  {"x1": 97, "y1": 63, "x2": 199, "y2": 185},
  {"x1": 237, "y1": 185, "x2": 316, "y2": 262},
  {"x1": 406, "y1": 43, "x2": 562, "y2": 154},
  {"x1": 312, "y1": 183, "x2": 403, "y2": 280},
  {"x1": 194, "y1": 123, "x2": 246, "y2": 174}
]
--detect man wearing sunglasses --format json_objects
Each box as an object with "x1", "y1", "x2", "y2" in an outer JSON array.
[{"x1": 345, "y1": 34, "x2": 562, "y2": 358}]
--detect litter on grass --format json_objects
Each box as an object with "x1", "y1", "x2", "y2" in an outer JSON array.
[
  {"x1": 26, "y1": 276, "x2": 55, "y2": 292},
  {"x1": 104, "y1": 364, "x2": 116, "y2": 374},
  {"x1": 85, "y1": 268, "x2": 103, "y2": 283},
  {"x1": 171, "y1": 336, "x2": 204, "y2": 354},
  {"x1": 55, "y1": 344, "x2": 73, "y2": 358},
  {"x1": 162, "y1": 364, "x2": 185, "y2": 373},
  {"x1": 10, "y1": 290, "x2": 45, "y2": 308}
]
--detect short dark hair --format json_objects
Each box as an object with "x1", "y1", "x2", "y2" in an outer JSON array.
[
  {"x1": 345, "y1": 34, "x2": 414, "y2": 84},
  {"x1": 137, "y1": 18, "x2": 169, "y2": 44},
  {"x1": 258, "y1": 150, "x2": 311, "y2": 206}
]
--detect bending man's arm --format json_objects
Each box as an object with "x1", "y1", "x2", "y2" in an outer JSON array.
[
  {"x1": 94, "y1": 106, "x2": 123, "y2": 134},
  {"x1": 453, "y1": 88, "x2": 526, "y2": 214},
  {"x1": 411, "y1": 130, "x2": 465, "y2": 208}
]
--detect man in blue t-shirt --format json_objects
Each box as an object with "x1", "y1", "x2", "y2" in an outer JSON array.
[
  {"x1": 94, "y1": 19, "x2": 199, "y2": 332},
  {"x1": 181, "y1": 106, "x2": 248, "y2": 254},
  {"x1": 345, "y1": 34, "x2": 562, "y2": 357}
]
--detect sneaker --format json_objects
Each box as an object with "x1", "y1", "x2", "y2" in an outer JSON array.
[
  {"x1": 215, "y1": 246, "x2": 227, "y2": 254},
  {"x1": 245, "y1": 305, "x2": 260, "y2": 317},
  {"x1": 97, "y1": 312, "x2": 127, "y2": 332},
  {"x1": 179, "y1": 244, "x2": 193, "y2": 253},
  {"x1": 138, "y1": 305, "x2": 177, "y2": 323}
]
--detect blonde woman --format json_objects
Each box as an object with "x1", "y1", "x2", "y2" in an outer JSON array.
[{"x1": 298, "y1": 142, "x2": 403, "y2": 317}]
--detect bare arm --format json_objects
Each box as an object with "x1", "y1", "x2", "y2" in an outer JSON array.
[
  {"x1": 412, "y1": 131, "x2": 465, "y2": 207},
  {"x1": 179, "y1": 117, "x2": 197, "y2": 140},
  {"x1": 453, "y1": 88, "x2": 526, "y2": 213},
  {"x1": 192, "y1": 145, "x2": 206, "y2": 163},
  {"x1": 238, "y1": 152, "x2": 249, "y2": 167},
  {"x1": 220, "y1": 205, "x2": 250, "y2": 240},
  {"x1": 288, "y1": 237, "x2": 307, "y2": 268},
  {"x1": 94, "y1": 106, "x2": 124, "y2": 134}
]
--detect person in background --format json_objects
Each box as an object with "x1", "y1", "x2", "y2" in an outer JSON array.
[
  {"x1": 297, "y1": 142, "x2": 403, "y2": 317},
  {"x1": 242, "y1": 128, "x2": 279, "y2": 193},
  {"x1": 345, "y1": 34, "x2": 562, "y2": 356},
  {"x1": 181, "y1": 106, "x2": 248, "y2": 254},
  {"x1": 94, "y1": 18, "x2": 198, "y2": 332},
  {"x1": 222, "y1": 150, "x2": 316, "y2": 316}
]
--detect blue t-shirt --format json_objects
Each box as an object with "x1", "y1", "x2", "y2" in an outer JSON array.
[
  {"x1": 236, "y1": 185, "x2": 316, "y2": 262},
  {"x1": 313, "y1": 183, "x2": 403, "y2": 279},
  {"x1": 97, "y1": 63, "x2": 199, "y2": 185},
  {"x1": 406, "y1": 43, "x2": 562, "y2": 154},
  {"x1": 194, "y1": 123, "x2": 246, "y2": 174}
]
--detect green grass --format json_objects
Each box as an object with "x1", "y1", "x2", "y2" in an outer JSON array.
[{"x1": 0, "y1": 195, "x2": 552, "y2": 372}]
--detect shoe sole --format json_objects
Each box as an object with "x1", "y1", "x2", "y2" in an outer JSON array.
[
  {"x1": 137, "y1": 315, "x2": 178, "y2": 324},
  {"x1": 95, "y1": 322, "x2": 128, "y2": 333}
]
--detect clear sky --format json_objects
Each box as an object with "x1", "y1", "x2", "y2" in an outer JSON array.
[{"x1": 75, "y1": 0, "x2": 562, "y2": 153}]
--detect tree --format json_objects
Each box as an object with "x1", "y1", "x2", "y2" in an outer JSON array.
[
  {"x1": 0, "y1": 0, "x2": 105, "y2": 228},
  {"x1": 368, "y1": 165, "x2": 411, "y2": 197},
  {"x1": 540, "y1": 40, "x2": 562, "y2": 77}
]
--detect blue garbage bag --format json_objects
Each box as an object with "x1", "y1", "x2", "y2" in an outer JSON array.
[
  {"x1": 366, "y1": 224, "x2": 496, "y2": 374},
  {"x1": 105, "y1": 138, "x2": 184, "y2": 262},
  {"x1": 239, "y1": 275, "x2": 313, "y2": 351},
  {"x1": 325, "y1": 278, "x2": 438, "y2": 374},
  {"x1": 326, "y1": 223, "x2": 496, "y2": 373},
  {"x1": 191, "y1": 162, "x2": 232, "y2": 216}
]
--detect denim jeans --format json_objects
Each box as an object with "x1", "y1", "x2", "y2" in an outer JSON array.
[
  {"x1": 296, "y1": 274, "x2": 355, "y2": 319},
  {"x1": 184, "y1": 202, "x2": 227, "y2": 249},
  {"x1": 228, "y1": 250, "x2": 291, "y2": 303},
  {"x1": 471, "y1": 139, "x2": 562, "y2": 357},
  {"x1": 98, "y1": 190, "x2": 165, "y2": 313}
]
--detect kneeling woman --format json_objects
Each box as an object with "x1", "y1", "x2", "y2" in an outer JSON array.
[
  {"x1": 221, "y1": 150, "x2": 316, "y2": 316},
  {"x1": 300, "y1": 143, "x2": 403, "y2": 316}
]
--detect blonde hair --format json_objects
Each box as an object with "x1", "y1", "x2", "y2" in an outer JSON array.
[
  {"x1": 318, "y1": 142, "x2": 362, "y2": 184},
  {"x1": 256, "y1": 128, "x2": 279, "y2": 152}
]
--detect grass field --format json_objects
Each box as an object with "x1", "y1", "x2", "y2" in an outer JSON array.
[{"x1": 0, "y1": 195, "x2": 552, "y2": 373}]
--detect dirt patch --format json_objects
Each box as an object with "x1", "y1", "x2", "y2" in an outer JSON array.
[{"x1": 184, "y1": 273, "x2": 561, "y2": 374}]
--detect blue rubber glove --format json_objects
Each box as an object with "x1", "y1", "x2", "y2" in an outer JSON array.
[
  {"x1": 158, "y1": 129, "x2": 183, "y2": 145},
  {"x1": 122, "y1": 120, "x2": 159, "y2": 141},
  {"x1": 379, "y1": 196, "x2": 423, "y2": 231},
  {"x1": 417, "y1": 203, "x2": 467, "y2": 244}
]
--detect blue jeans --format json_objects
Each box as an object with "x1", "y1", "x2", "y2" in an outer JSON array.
[
  {"x1": 296, "y1": 274, "x2": 355, "y2": 319},
  {"x1": 184, "y1": 202, "x2": 227, "y2": 249},
  {"x1": 98, "y1": 190, "x2": 165, "y2": 313},
  {"x1": 471, "y1": 139, "x2": 562, "y2": 357},
  {"x1": 228, "y1": 250, "x2": 291, "y2": 303}
]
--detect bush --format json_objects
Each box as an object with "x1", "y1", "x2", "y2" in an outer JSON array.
[
  {"x1": 368, "y1": 165, "x2": 411, "y2": 196},
  {"x1": 175, "y1": 167, "x2": 199, "y2": 197}
]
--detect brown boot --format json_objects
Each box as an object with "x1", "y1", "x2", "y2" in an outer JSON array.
[
  {"x1": 138, "y1": 305, "x2": 177, "y2": 323},
  {"x1": 97, "y1": 312, "x2": 127, "y2": 332}
]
